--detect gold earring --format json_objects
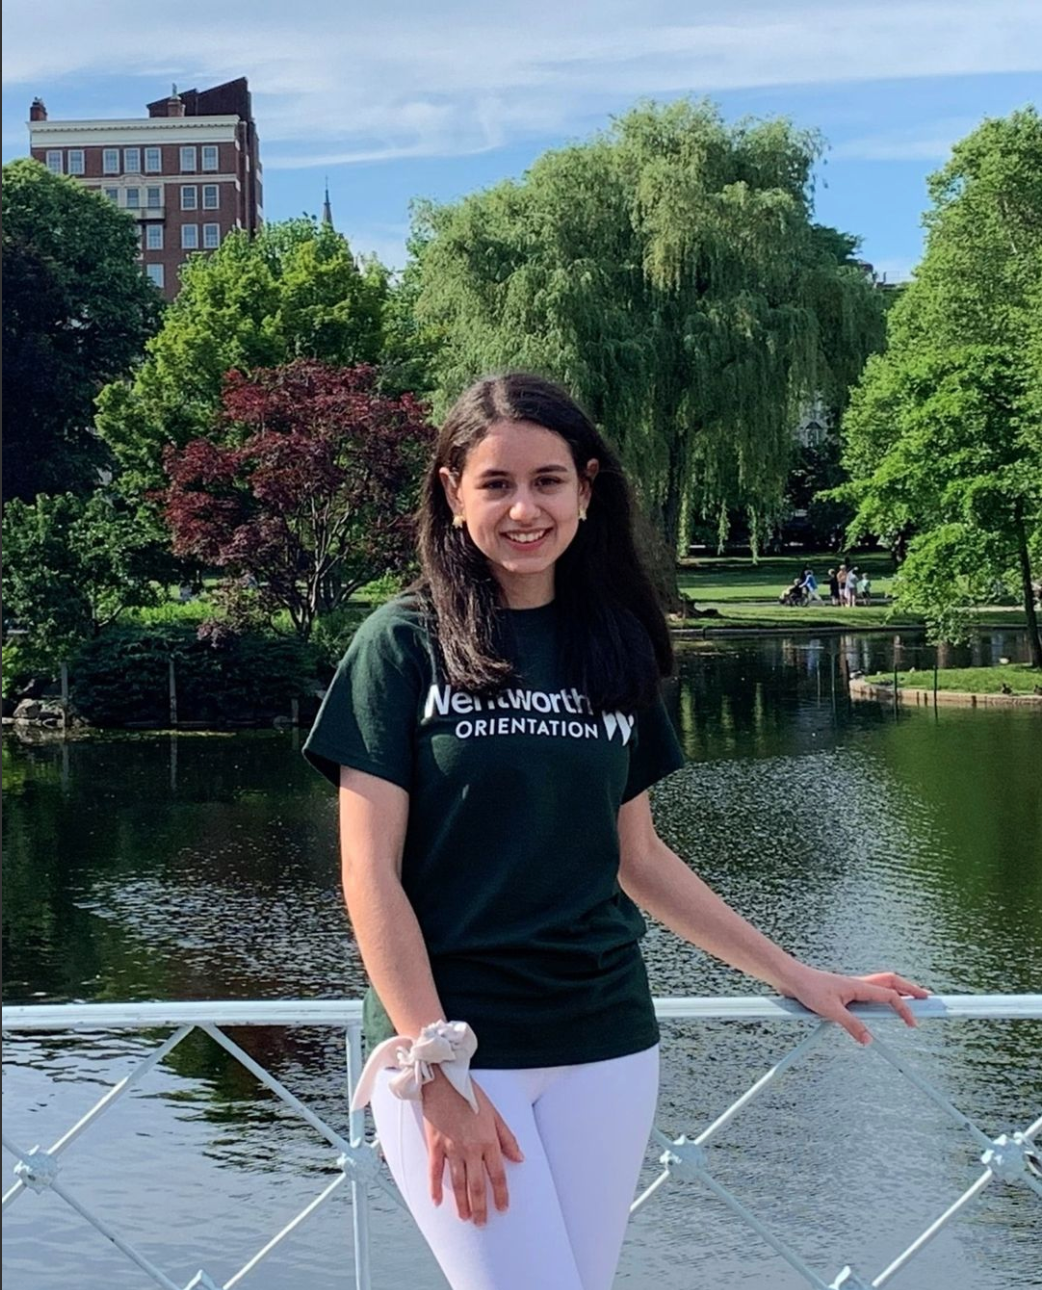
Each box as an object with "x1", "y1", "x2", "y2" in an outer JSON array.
[
  {"x1": 452, "y1": 513, "x2": 465, "y2": 529},
  {"x1": 578, "y1": 506, "x2": 588, "y2": 522}
]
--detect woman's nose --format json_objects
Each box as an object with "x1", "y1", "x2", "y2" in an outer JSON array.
[{"x1": 509, "y1": 492, "x2": 540, "y2": 520}]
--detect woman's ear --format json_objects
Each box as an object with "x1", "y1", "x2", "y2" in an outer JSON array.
[
  {"x1": 580, "y1": 458, "x2": 600, "y2": 506},
  {"x1": 439, "y1": 466, "x2": 462, "y2": 518}
]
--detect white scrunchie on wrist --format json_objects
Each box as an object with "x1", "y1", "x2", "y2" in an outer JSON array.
[{"x1": 350, "y1": 1020, "x2": 479, "y2": 1114}]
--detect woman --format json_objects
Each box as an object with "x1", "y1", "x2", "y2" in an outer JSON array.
[{"x1": 304, "y1": 373, "x2": 925, "y2": 1290}]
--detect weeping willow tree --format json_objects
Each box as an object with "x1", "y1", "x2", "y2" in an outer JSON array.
[{"x1": 413, "y1": 99, "x2": 886, "y2": 558}]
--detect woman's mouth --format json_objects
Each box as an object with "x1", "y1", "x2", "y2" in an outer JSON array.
[{"x1": 502, "y1": 528, "x2": 551, "y2": 550}]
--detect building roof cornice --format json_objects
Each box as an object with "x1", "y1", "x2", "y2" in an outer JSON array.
[{"x1": 30, "y1": 116, "x2": 241, "y2": 132}]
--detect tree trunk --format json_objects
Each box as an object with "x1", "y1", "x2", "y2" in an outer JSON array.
[{"x1": 1013, "y1": 501, "x2": 1042, "y2": 670}]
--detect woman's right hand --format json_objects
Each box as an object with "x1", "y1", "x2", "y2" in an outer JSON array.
[{"x1": 421, "y1": 1072, "x2": 524, "y2": 1224}]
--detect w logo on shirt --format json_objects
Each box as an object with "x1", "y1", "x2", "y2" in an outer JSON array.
[{"x1": 602, "y1": 711, "x2": 635, "y2": 744}]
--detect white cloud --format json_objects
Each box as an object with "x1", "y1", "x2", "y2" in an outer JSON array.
[{"x1": 4, "y1": 1, "x2": 1040, "y2": 168}]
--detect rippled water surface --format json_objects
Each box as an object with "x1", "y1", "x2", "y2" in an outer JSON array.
[{"x1": 3, "y1": 630, "x2": 1040, "y2": 1289}]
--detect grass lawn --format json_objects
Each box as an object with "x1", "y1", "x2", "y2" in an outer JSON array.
[
  {"x1": 126, "y1": 562, "x2": 1028, "y2": 637},
  {"x1": 677, "y1": 550, "x2": 897, "y2": 602},
  {"x1": 864, "y1": 664, "x2": 1041, "y2": 694}
]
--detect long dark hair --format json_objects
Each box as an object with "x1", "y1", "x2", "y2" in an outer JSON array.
[{"x1": 416, "y1": 372, "x2": 673, "y2": 710}]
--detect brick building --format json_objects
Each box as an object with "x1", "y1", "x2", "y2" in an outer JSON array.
[{"x1": 27, "y1": 78, "x2": 262, "y2": 299}]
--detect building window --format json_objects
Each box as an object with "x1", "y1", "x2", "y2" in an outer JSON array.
[
  {"x1": 45, "y1": 150, "x2": 63, "y2": 174},
  {"x1": 145, "y1": 147, "x2": 161, "y2": 173},
  {"x1": 180, "y1": 146, "x2": 197, "y2": 172},
  {"x1": 203, "y1": 223, "x2": 221, "y2": 249},
  {"x1": 146, "y1": 263, "x2": 165, "y2": 288},
  {"x1": 67, "y1": 149, "x2": 85, "y2": 175},
  {"x1": 202, "y1": 185, "x2": 219, "y2": 210},
  {"x1": 146, "y1": 186, "x2": 162, "y2": 208},
  {"x1": 124, "y1": 147, "x2": 141, "y2": 174},
  {"x1": 181, "y1": 224, "x2": 199, "y2": 249},
  {"x1": 103, "y1": 148, "x2": 120, "y2": 174},
  {"x1": 104, "y1": 187, "x2": 120, "y2": 203},
  {"x1": 125, "y1": 187, "x2": 140, "y2": 209},
  {"x1": 146, "y1": 225, "x2": 164, "y2": 250},
  {"x1": 201, "y1": 145, "x2": 219, "y2": 172},
  {"x1": 180, "y1": 186, "x2": 198, "y2": 211}
]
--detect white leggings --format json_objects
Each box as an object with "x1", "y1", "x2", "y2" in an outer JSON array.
[{"x1": 371, "y1": 1045, "x2": 660, "y2": 1290}]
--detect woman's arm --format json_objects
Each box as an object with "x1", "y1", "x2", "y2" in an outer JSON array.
[
  {"x1": 617, "y1": 791, "x2": 927, "y2": 1043},
  {"x1": 338, "y1": 766, "x2": 522, "y2": 1223},
  {"x1": 338, "y1": 766, "x2": 443, "y2": 1037}
]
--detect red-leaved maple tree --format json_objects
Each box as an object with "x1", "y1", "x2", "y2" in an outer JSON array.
[{"x1": 162, "y1": 361, "x2": 434, "y2": 638}]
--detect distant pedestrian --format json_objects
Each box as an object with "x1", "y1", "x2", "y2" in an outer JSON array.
[
  {"x1": 857, "y1": 573, "x2": 872, "y2": 605},
  {"x1": 801, "y1": 568, "x2": 821, "y2": 602},
  {"x1": 846, "y1": 567, "x2": 859, "y2": 607},
  {"x1": 836, "y1": 565, "x2": 848, "y2": 606},
  {"x1": 827, "y1": 568, "x2": 840, "y2": 606}
]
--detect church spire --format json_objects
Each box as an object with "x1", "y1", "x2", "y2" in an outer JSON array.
[{"x1": 321, "y1": 177, "x2": 334, "y2": 229}]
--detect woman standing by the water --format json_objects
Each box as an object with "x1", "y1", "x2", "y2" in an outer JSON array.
[{"x1": 304, "y1": 372, "x2": 926, "y2": 1290}]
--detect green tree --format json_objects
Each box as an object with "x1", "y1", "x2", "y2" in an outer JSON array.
[
  {"x1": 94, "y1": 218, "x2": 388, "y2": 496},
  {"x1": 840, "y1": 109, "x2": 1042, "y2": 665},
  {"x1": 161, "y1": 362, "x2": 433, "y2": 640},
  {"x1": 411, "y1": 100, "x2": 885, "y2": 557},
  {"x1": 1, "y1": 492, "x2": 160, "y2": 666},
  {"x1": 1, "y1": 159, "x2": 161, "y2": 503}
]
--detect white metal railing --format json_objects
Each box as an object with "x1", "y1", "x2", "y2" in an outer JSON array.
[{"x1": 3, "y1": 995, "x2": 1040, "y2": 1290}]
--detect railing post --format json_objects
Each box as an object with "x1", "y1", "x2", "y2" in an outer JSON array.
[{"x1": 345, "y1": 1026, "x2": 372, "y2": 1290}]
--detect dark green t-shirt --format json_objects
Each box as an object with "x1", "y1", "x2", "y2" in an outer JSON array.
[{"x1": 303, "y1": 595, "x2": 685, "y2": 1068}]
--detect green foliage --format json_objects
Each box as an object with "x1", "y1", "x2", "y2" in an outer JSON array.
[
  {"x1": 69, "y1": 625, "x2": 314, "y2": 726},
  {"x1": 1, "y1": 159, "x2": 161, "y2": 502},
  {"x1": 2, "y1": 638, "x2": 57, "y2": 700},
  {"x1": 1, "y1": 491, "x2": 161, "y2": 667},
  {"x1": 839, "y1": 109, "x2": 1042, "y2": 659},
  {"x1": 94, "y1": 218, "x2": 389, "y2": 496},
  {"x1": 411, "y1": 100, "x2": 885, "y2": 555}
]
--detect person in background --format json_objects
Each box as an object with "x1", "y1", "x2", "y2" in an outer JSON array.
[
  {"x1": 828, "y1": 568, "x2": 841, "y2": 606},
  {"x1": 304, "y1": 372, "x2": 927, "y2": 1290},
  {"x1": 801, "y1": 568, "x2": 821, "y2": 602},
  {"x1": 857, "y1": 571, "x2": 872, "y2": 604},
  {"x1": 846, "y1": 566, "x2": 860, "y2": 607}
]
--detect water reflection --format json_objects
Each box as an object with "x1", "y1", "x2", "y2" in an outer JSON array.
[{"x1": 3, "y1": 631, "x2": 1039, "y2": 1290}]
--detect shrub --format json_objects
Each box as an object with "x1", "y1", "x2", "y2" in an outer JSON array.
[{"x1": 69, "y1": 625, "x2": 315, "y2": 726}]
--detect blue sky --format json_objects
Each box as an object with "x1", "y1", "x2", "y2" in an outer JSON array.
[{"x1": 3, "y1": 1, "x2": 1039, "y2": 279}]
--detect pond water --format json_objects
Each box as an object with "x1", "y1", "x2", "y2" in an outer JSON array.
[{"x1": 3, "y1": 629, "x2": 1040, "y2": 1290}]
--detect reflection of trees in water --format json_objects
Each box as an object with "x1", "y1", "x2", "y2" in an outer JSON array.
[{"x1": 670, "y1": 631, "x2": 1033, "y2": 763}]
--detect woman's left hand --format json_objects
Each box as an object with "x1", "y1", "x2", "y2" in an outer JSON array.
[{"x1": 782, "y1": 967, "x2": 930, "y2": 1045}]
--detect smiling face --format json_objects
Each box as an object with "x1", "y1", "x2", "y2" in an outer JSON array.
[{"x1": 440, "y1": 420, "x2": 597, "y2": 609}]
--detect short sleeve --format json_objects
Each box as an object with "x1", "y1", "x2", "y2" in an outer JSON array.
[
  {"x1": 302, "y1": 602, "x2": 427, "y2": 791},
  {"x1": 622, "y1": 688, "x2": 685, "y2": 803}
]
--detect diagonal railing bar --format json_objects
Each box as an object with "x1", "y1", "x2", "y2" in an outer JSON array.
[
  {"x1": 3, "y1": 995, "x2": 1039, "y2": 1290},
  {"x1": 871, "y1": 1169, "x2": 997, "y2": 1288},
  {"x1": 691, "y1": 1158, "x2": 835, "y2": 1290},
  {"x1": 20, "y1": 1159, "x2": 183, "y2": 1290},
  {"x1": 627, "y1": 1004, "x2": 1040, "y2": 1290},
  {"x1": 690, "y1": 1020, "x2": 830, "y2": 1149},
  {"x1": 199, "y1": 1023, "x2": 401, "y2": 1209},
  {"x1": 199, "y1": 1024, "x2": 352, "y2": 1156},
  {"x1": 865, "y1": 1030, "x2": 998, "y2": 1153},
  {"x1": 2, "y1": 1025, "x2": 194, "y2": 1211},
  {"x1": 223, "y1": 1171, "x2": 348, "y2": 1290}
]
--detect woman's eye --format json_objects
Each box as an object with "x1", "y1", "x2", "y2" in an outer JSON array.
[{"x1": 537, "y1": 477, "x2": 565, "y2": 489}]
